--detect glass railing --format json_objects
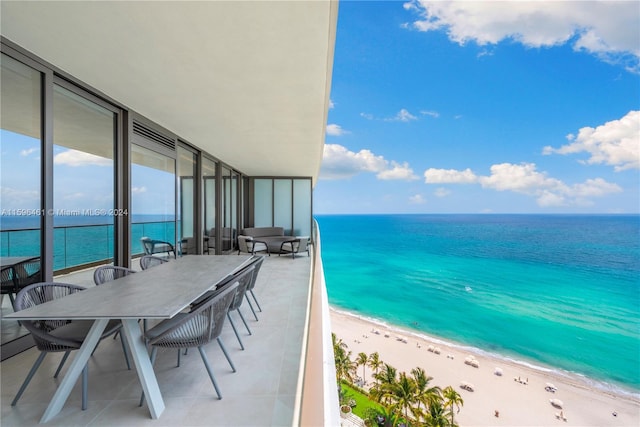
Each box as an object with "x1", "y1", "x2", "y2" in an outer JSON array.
[
  {"x1": 0, "y1": 220, "x2": 176, "y2": 271},
  {"x1": 295, "y1": 219, "x2": 340, "y2": 425}
]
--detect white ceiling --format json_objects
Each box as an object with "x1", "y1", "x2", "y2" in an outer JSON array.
[{"x1": 1, "y1": 0, "x2": 338, "y2": 185}]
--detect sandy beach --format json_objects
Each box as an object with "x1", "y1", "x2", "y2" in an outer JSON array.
[{"x1": 330, "y1": 308, "x2": 640, "y2": 427}]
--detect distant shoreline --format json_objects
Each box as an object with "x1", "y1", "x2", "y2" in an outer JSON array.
[
  {"x1": 330, "y1": 306, "x2": 640, "y2": 426},
  {"x1": 330, "y1": 306, "x2": 640, "y2": 400}
]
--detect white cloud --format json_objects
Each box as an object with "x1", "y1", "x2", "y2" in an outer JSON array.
[
  {"x1": 377, "y1": 161, "x2": 419, "y2": 181},
  {"x1": 478, "y1": 163, "x2": 564, "y2": 193},
  {"x1": 404, "y1": 0, "x2": 640, "y2": 72},
  {"x1": 361, "y1": 108, "x2": 419, "y2": 122},
  {"x1": 54, "y1": 149, "x2": 111, "y2": 167},
  {"x1": 132, "y1": 186, "x2": 147, "y2": 194},
  {"x1": 20, "y1": 147, "x2": 38, "y2": 157},
  {"x1": 573, "y1": 178, "x2": 623, "y2": 198},
  {"x1": 409, "y1": 194, "x2": 427, "y2": 204},
  {"x1": 543, "y1": 110, "x2": 640, "y2": 171},
  {"x1": 0, "y1": 186, "x2": 39, "y2": 210},
  {"x1": 63, "y1": 192, "x2": 86, "y2": 200},
  {"x1": 423, "y1": 162, "x2": 622, "y2": 207},
  {"x1": 385, "y1": 108, "x2": 418, "y2": 122},
  {"x1": 320, "y1": 143, "x2": 418, "y2": 181},
  {"x1": 434, "y1": 187, "x2": 451, "y2": 198},
  {"x1": 424, "y1": 167, "x2": 477, "y2": 184},
  {"x1": 329, "y1": 99, "x2": 335, "y2": 109},
  {"x1": 326, "y1": 123, "x2": 349, "y2": 136},
  {"x1": 420, "y1": 110, "x2": 440, "y2": 118}
]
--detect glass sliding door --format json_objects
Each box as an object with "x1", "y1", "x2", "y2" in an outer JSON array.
[
  {"x1": 52, "y1": 84, "x2": 117, "y2": 270},
  {"x1": 254, "y1": 179, "x2": 273, "y2": 227},
  {"x1": 293, "y1": 179, "x2": 312, "y2": 236},
  {"x1": 131, "y1": 144, "x2": 176, "y2": 256},
  {"x1": 252, "y1": 177, "x2": 312, "y2": 237},
  {"x1": 177, "y1": 146, "x2": 197, "y2": 255},
  {"x1": 0, "y1": 53, "x2": 43, "y2": 349},
  {"x1": 203, "y1": 157, "x2": 216, "y2": 253},
  {"x1": 274, "y1": 179, "x2": 293, "y2": 234},
  {"x1": 221, "y1": 166, "x2": 238, "y2": 252}
]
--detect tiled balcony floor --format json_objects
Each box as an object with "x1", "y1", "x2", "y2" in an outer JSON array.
[{"x1": 1, "y1": 253, "x2": 311, "y2": 426}]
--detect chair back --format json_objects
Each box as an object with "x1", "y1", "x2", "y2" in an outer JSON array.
[
  {"x1": 237, "y1": 235, "x2": 252, "y2": 253},
  {"x1": 1, "y1": 266, "x2": 16, "y2": 294},
  {"x1": 14, "y1": 282, "x2": 86, "y2": 351},
  {"x1": 148, "y1": 282, "x2": 239, "y2": 349},
  {"x1": 93, "y1": 265, "x2": 136, "y2": 285},
  {"x1": 141, "y1": 237, "x2": 154, "y2": 255},
  {"x1": 227, "y1": 265, "x2": 255, "y2": 311},
  {"x1": 13, "y1": 257, "x2": 41, "y2": 290},
  {"x1": 298, "y1": 237, "x2": 310, "y2": 252},
  {"x1": 140, "y1": 255, "x2": 168, "y2": 270},
  {"x1": 245, "y1": 255, "x2": 265, "y2": 291}
]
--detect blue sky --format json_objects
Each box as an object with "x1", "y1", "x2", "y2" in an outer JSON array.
[{"x1": 315, "y1": 1, "x2": 640, "y2": 214}]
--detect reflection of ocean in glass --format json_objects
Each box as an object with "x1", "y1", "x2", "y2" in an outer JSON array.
[
  {"x1": 318, "y1": 214, "x2": 640, "y2": 395},
  {"x1": 0, "y1": 215, "x2": 176, "y2": 270}
]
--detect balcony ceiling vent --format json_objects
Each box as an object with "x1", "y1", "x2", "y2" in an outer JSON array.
[{"x1": 133, "y1": 121, "x2": 176, "y2": 152}]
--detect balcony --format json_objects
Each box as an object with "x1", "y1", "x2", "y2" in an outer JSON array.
[
  {"x1": 1, "y1": 235, "x2": 338, "y2": 425},
  {"x1": 1, "y1": 220, "x2": 177, "y2": 273}
]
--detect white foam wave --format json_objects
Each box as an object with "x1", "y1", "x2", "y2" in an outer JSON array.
[{"x1": 330, "y1": 306, "x2": 640, "y2": 401}]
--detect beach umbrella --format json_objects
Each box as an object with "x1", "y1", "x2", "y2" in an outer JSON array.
[
  {"x1": 550, "y1": 398, "x2": 564, "y2": 408},
  {"x1": 494, "y1": 367, "x2": 503, "y2": 376},
  {"x1": 460, "y1": 381, "x2": 475, "y2": 391}
]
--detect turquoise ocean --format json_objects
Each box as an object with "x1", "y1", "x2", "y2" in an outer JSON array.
[{"x1": 316, "y1": 214, "x2": 640, "y2": 397}]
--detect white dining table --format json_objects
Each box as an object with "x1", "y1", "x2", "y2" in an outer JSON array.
[{"x1": 4, "y1": 255, "x2": 252, "y2": 423}]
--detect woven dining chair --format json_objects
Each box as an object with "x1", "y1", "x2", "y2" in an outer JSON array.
[
  {"x1": 243, "y1": 255, "x2": 265, "y2": 321},
  {"x1": 1, "y1": 265, "x2": 17, "y2": 309},
  {"x1": 139, "y1": 281, "x2": 239, "y2": 405},
  {"x1": 140, "y1": 237, "x2": 176, "y2": 259},
  {"x1": 13, "y1": 257, "x2": 41, "y2": 291},
  {"x1": 11, "y1": 282, "x2": 124, "y2": 410},
  {"x1": 225, "y1": 265, "x2": 255, "y2": 351},
  {"x1": 93, "y1": 265, "x2": 143, "y2": 335},
  {"x1": 93, "y1": 265, "x2": 136, "y2": 285},
  {"x1": 139, "y1": 255, "x2": 169, "y2": 270}
]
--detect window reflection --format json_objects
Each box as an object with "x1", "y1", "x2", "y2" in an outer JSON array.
[
  {"x1": 131, "y1": 144, "x2": 176, "y2": 255},
  {"x1": 52, "y1": 85, "x2": 115, "y2": 269},
  {"x1": 203, "y1": 157, "x2": 216, "y2": 253},
  {"x1": 177, "y1": 146, "x2": 197, "y2": 255},
  {"x1": 0, "y1": 53, "x2": 42, "y2": 347},
  {"x1": 221, "y1": 166, "x2": 237, "y2": 252},
  {"x1": 252, "y1": 178, "x2": 311, "y2": 236}
]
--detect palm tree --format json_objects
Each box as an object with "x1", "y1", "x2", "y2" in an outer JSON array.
[
  {"x1": 385, "y1": 372, "x2": 417, "y2": 424},
  {"x1": 411, "y1": 367, "x2": 442, "y2": 415},
  {"x1": 368, "y1": 352, "x2": 383, "y2": 386},
  {"x1": 424, "y1": 400, "x2": 451, "y2": 427},
  {"x1": 370, "y1": 363, "x2": 397, "y2": 405},
  {"x1": 332, "y1": 333, "x2": 355, "y2": 384},
  {"x1": 442, "y1": 386, "x2": 463, "y2": 427},
  {"x1": 332, "y1": 333, "x2": 347, "y2": 354},
  {"x1": 356, "y1": 352, "x2": 368, "y2": 384},
  {"x1": 336, "y1": 350, "x2": 356, "y2": 384}
]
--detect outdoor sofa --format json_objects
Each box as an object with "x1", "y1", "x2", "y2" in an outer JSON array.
[
  {"x1": 240, "y1": 227, "x2": 310, "y2": 258},
  {"x1": 240, "y1": 227, "x2": 288, "y2": 253}
]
